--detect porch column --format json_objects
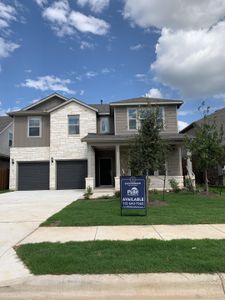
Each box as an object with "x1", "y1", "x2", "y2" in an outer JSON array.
[
  {"x1": 115, "y1": 144, "x2": 120, "y2": 191},
  {"x1": 86, "y1": 145, "x2": 95, "y2": 190},
  {"x1": 116, "y1": 144, "x2": 121, "y2": 177}
]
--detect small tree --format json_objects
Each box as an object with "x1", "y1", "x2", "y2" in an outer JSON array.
[
  {"x1": 185, "y1": 102, "x2": 225, "y2": 194},
  {"x1": 129, "y1": 106, "x2": 168, "y2": 202}
]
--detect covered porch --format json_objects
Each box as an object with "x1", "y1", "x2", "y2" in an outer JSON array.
[{"x1": 83, "y1": 133, "x2": 194, "y2": 192}]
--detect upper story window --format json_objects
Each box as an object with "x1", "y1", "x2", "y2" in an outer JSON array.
[
  {"x1": 128, "y1": 107, "x2": 165, "y2": 130},
  {"x1": 28, "y1": 117, "x2": 41, "y2": 137},
  {"x1": 128, "y1": 108, "x2": 137, "y2": 130},
  {"x1": 68, "y1": 115, "x2": 80, "y2": 135},
  {"x1": 8, "y1": 131, "x2": 13, "y2": 147},
  {"x1": 100, "y1": 117, "x2": 109, "y2": 134}
]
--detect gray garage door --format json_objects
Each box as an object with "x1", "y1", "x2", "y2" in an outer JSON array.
[
  {"x1": 57, "y1": 160, "x2": 87, "y2": 189},
  {"x1": 18, "y1": 162, "x2": 49, "y2": 191}
]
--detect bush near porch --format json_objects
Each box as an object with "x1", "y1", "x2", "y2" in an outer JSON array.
[{"x1": 42, "y1": 191, "x2": 225, "y2": 226}]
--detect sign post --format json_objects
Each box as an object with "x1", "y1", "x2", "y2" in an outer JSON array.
[{"x1": 120, "y1": 176, "x2": 147, "y2": 216}]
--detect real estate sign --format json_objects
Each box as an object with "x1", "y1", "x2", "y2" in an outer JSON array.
[{"x1": 120, "y1": 176, "x2": 147, "y2": 215}]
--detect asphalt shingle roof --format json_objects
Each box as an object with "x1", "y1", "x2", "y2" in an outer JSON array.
[
  {"x1": 110, "y1": 97, "x2": 183, "y2": 105},
  {"x1": 90, "y1": 104, "x2": 110, "y2": 114},
  {"x1": 0, "y1": 116, "x2": 12, "y2": 133}
]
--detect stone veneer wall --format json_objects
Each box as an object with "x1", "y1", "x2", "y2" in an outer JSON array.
[{"x1": 10, "y1": 101, "x2": 97, "y2": 190}]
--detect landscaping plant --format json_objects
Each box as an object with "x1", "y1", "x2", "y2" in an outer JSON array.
[
  {"x1": 128, "y1": 104, "x2": 168, "y2": 202},
  {"x1": 185, "y1": 102, "x2": 225, "y2": 194}
]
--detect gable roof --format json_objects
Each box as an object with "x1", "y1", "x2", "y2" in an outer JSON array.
[
  {"x1": 110, "y1": 97, "x2": 183, "y2": 107},
  {"x1": 180, "y1": 107, "x2": 225, "y2": 134},
  {"x1": 22, "y1": 93, "x2": 68, "y2": 111},
  {"x1": 0, "y1": 116, "x2": 13, "y2": 133},
  {"x1": 48, "y1": 98, "x2": 98, "y2": 113},
  {"x1": 90, "y1": 104, "x2": 110, "y2": 115}
]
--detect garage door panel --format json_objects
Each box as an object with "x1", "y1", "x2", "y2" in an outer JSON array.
[
  {"x1": 57, "y1": 160, "x2": 87, "y2": 189},
  {"x1": 18, "y1": 162, "x2": 49, "y2": 191}
]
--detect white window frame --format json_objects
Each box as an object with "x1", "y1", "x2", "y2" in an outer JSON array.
[
  {"x1": 127, "y1": 108, "x2": 137, "y2": 131},
  {"x1": 27, "y1": 116, "x2": 42, "y2": 138},
  {"x1": 100, "y1": 117, "x2": 110, "y2": 134},
  {"x1": 68, "y1": 115, "x2": 80, "y2": 135},
  {"x1": 127, "y1": 107, "x2": 165, "y2": 131},
  {"x1": 8, "y1": 131, "x2": 13, "y2": 147}
]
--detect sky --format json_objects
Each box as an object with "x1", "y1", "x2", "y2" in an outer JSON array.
[{"x1": 1, "y1": 0, "x2": 225, "y2": 131}]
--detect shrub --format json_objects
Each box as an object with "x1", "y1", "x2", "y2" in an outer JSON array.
[
  {"x1": 169, "y1": 178, "x2": 180, "y2": 193},
  {"x1": 184, "y1": 178, "x2": 194, "y2": 193},
  {"x1": 114, "y1": 191, "x2": 120, "y2": 198},
  {"x1": 83, "y1": 186, "x2": 93, "y2": 199}
]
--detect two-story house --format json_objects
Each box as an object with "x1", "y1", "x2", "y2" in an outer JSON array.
[
  {"x1": 181, "y1": 107, "x2": 225, "y2": 185},
  {"x1": 8, "y1": 93, "x2": 186, "y2": 191}
]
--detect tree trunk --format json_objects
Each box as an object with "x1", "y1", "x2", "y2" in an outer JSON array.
[{"x1": 204, "y1": 169, "x2": 209, "y2": 194}]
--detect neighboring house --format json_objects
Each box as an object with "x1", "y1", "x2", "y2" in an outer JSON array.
[
  {"x1": 0, "y1": 116, "x2": 13, "y2": 168},
  {"x1": 181, "y1": 108, "x2": 225, "y2": 185},
  {"x1": 8, "y1": 93, "x2": 187, "y2": 191}
]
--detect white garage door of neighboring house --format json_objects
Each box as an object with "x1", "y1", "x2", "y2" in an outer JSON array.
[
  {"x1": 57, "y1": 160, "x2": 87, "y2": 190},
  {"x1": 18, "y1": 162, "x2": 50, "y2": 191}
]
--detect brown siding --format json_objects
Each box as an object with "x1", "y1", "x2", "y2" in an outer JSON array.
[
  {"x1": 167, "y1": 146, "x2": 182, "y2": 176},
  {"x1": 14, "y1": 116, "x2": 50, "y2": 147},
  {"x1": 28, "y1": 96, "x2": 65, "y2": 111},
  {"x1": 115, "y1": 105, "x2": 178, "y2": 135}
]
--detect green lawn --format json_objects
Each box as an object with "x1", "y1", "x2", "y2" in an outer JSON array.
[
  {"x1": 16, "y1": 239, "x2": 225, "y2": 274},
  {"x1": 42, "y1": 192, "x2": 225, "y2": 226}
]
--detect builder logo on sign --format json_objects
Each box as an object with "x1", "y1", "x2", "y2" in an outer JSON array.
[{"x1": 127, "y1": 187, "x2": 139, "y2": 196}]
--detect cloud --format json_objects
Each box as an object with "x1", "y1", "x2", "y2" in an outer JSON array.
[
  {"x1": 151, "y1": 22, "x2": 225, "y2": 98},
  {"x1": 0, "y1": 37, "x2": 20, "y2": 58},
  {"x1": 85, "y1": 71, "x2": 98, "y2": 78},
  {"x1": 123, "y1": 0, "x2": 225, "y2": 30},
  {"x1": 0, "y1": 2, "x2": 17, "y2": 31},
  {"x1": 35, "y1": 0, "x2": 48, "y2": 7},
  {"x1": 123, "y1": 0, "x2": 225, "y2": 99},
  {"x1": 77, "y1": 0, "x2": 109, "y2": 13},
  {"x1": 80, "y1": 90, "x2": 84, "y2": 96},
  {"x1": 178, "y1": 120, "x2": 189, "y2": 131},
  {"x1": 145, "y1": 88, "x2": 162, "y2": 98},
  {"x1": 42, "y1": 0, "x2": 110, "y2": 36},
  {"x1": 130, "y1": 44, "x2": 144, "y2": 51},
  {"x1": 80, "y1": 41, "x2": 95, "y2": 49},
  {"x1": 21, "y1": 75, "x2": 75, "y2": 94},
  {"x1": 135, "y1": 73, "x2": 149, "y2": 84},
  {"x1": 178, "y1": 110, "x2": 195, "y2": 117}
]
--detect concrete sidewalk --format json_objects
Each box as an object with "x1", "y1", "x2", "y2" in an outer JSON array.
[
  {"x1": 19, "y1": 224, "x2": 225, "y2": 244},
  {"x1": 0, "y1": 273, "x2": 225, "y2": 300}
]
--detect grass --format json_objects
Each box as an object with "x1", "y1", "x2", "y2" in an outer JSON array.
[
  {"x1": 42, "y1": 192, "x2": 225, "y2": 226},
  {"x1": 16, "y1": 239, "x2": 225, "y2": 274}
]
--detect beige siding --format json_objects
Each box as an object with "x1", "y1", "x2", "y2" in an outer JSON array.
[
  {"x1": 28, "y1": 96, "x2": 65, "y2": 111},
  {"x1": 167, "y1": 146, "x2": 182, "y2": 176},
  {"x1": 14, "y1": 116, "x2": 50, "y2": 147},
  {"x1": 0, "y1": 123, "x2": 13, "y2": 156},
  {"x1": 115, "y1": 105, "x2": 178, "y2": 135}
]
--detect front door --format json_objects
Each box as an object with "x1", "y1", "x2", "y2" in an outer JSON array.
[{"x1": 99, "y1": 158, "x2": 112, "y2": 185}]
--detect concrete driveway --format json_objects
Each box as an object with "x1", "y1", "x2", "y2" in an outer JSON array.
[{"x1": 0, "y1": 190, "x2": 83, "y2": 283}]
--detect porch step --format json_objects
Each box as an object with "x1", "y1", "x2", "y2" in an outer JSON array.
[{"x1": 91, "y1": 188, "x2": 115, "y2": 199}]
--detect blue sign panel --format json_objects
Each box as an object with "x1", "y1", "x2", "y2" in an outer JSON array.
[{"x1": 120, "y1": 176, "x2": 146, "y2": 210}]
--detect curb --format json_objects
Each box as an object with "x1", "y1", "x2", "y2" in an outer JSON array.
[{"x1": 0, "y1": 273, "x2": 225, "y2": 299}]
